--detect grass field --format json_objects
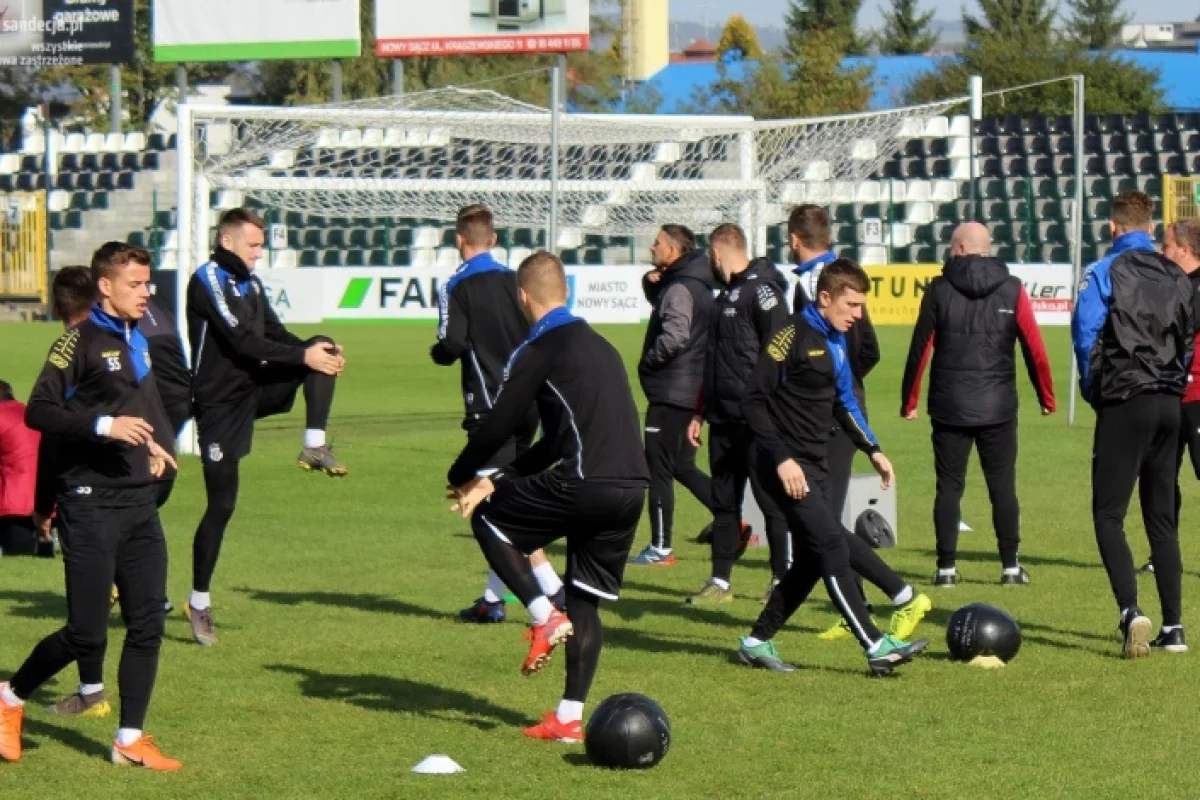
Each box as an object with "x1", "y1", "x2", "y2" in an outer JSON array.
[{"x1": 2, "y1": 320, "x2": 1200, "y2": 798}]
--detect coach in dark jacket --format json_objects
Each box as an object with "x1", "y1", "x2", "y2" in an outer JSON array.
[
  {"x1": 901, "y1": 222, "x2": 1055, "y2": 587},
  {"x1": 630, "y1": 225, "x2": 715, "y2": 565}
]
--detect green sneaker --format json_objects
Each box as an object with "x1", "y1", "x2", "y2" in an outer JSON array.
[
  {"x1": 737, "y1": 637, "x2": 796, "y2": 672},
  {"x1": 867, "y1": 634, "x2": 928, "y2": 676},
  {"x1": 888, "y1": 593, "x2": 932, "y2": 640},
  {"x1": 686, "y1": 579, "x2": 733, "y2": 605}
]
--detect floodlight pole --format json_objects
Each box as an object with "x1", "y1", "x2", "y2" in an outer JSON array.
[
  {"x1": 548, "y1": 59, "x2": 563, "y2": 253},
  {"x1": 176, "y1": 65, "x2": 187, "y2": 102},
  {"x1": 1068, "y1": 73, "x2": 1085, "y2": 427},
  {"x1": 392, "y1": 60, "x2": 404, "y2": 97}
]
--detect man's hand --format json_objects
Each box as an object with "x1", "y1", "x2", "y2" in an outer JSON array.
[
  {"x1": 903, "y1": 409, "x2": 918, "y2": 421},
  {"x1": 147, "y1": 441, "x2": 178, "y2": 479},
  {"x1": 305, "y1": 343, "x2": 345, "y2": 376},
  {"x1": 645, "y1": 269, "x2": 663, "y2": 284},
  {"x1": 687, "y1": 416, "x2": 704, "y2": 448},
  {"x1": 448, "y1": 476, "x2": 496, "y2": 519},
  {"x1": 109, "y1": 416, "x2": 154, "y2": 446},
  {"x1": 870, "y1": 451, "x2": 896, "y2": 490},
  {"x1": 32, "y1": 512, "x2": 52, "y2": 543},
  {"x1": 777, "y1": 459, "x2": 808, "y2": 500},
  {"x1": 1042, "y1": 407, "x2": 1053, "y2": 415}
]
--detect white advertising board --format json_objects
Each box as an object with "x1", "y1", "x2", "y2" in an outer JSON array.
[
  {"x1": 375, "y1": 0, "x2": 590, "y2": 57},
  {"x1": 153, "y1": 0, "x2": 361, "y2": 62}
]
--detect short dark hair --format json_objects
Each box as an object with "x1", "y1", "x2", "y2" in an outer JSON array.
[
  {"x1": 516, "y1": 250, "x2": 568, "y2": 303},
  {"x1": 709, "y1": 223, "x2": 747, "y2": 252},
  {"x1": 0, "y1": 380, "x2": 12, "y2": 403},
  {"x1": 1168, "y1": 218, "x2": 1200, "y2": 258},
  {"x1": 815, "y1": 258, "x2": 870, "y2": 300},
  {"x1": 1112, "y1": 191, "x2": 1154, "y2": 232},
  {"x1": 787, "y1": 204, "x2": 832, "y2": 251},
  {"x1": 52, "y1": 265, "x2": 96, "y2": 321},
  {"x1": 456, "y1": 204, "x2": 495, "y2": 248},
  {"x1": 660, "y1": 224, "x2": 696, "y2": 255},
  {"x1": 216, "y1": 207, "x2": 266, "y2": 247},
  {"x1": 90, "y1": 242, "x2": 152, "y2": 283}
]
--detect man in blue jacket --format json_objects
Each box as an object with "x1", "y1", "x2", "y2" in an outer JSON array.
[{"x1": 1072, "y1": 190, "x2": 1194, "y2": 658}]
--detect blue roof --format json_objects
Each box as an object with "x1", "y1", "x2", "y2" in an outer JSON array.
[{"x1": 644, "y1": 49, "x2": 1200, "y2": 113}]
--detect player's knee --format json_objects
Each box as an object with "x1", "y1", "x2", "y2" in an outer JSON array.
[
  {"x1": 308, "y1": 334, "x2": 336, "y2": 348},
  {"x1": 62, "y1": 627, "x2": 107, "y2": 659}
]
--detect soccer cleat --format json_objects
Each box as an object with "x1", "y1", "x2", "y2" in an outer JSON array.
[
  {"x1": 734, "y1": 522, "x2": 754, "y2": 559},
  {"x1": 628, "y1": 545, "x2": 676, "y2": 566},
  {"x1": 1120, "y1": 608, "x2": 1152, "y2": 660},
  {"x1": 110, "y1": 584, "x2": 119, "y2": 606},
  {"x1": 297, "y1": 445, "x2": 348, "y2": 477},
  {"x1": 459, "y1": 596, "x2": 506, "y2": 623},
  {"x1": 694, "y1": 523, "x2": 713, "y2": 545},
  {"x1": 737, "y1": 637, "x2": 796, "y2": 672},
  {"x1": 888, "y1": 593, "x2": 933, "y2": 640},
  {"x1": 46, "y1": 690, "x2": 112, "y2": 718},
  {"x1": 188, "y1": 604, "x2": 218, "y2": 646},
  {"x1": 686, "y1": 579, "x2": 733, "y2": 605},
  {"x1": 1138, "y1": 560, "x2": 1155, "y2": 575},
  {"x1": 817, "y1": 619, "x2": 855, "y2": 641},
  {"x1": 867, "y1": 635, "x2": 928, "y2": 676},
  {"x1": 0, "y1": 687, "x2": 23, "y2": 762},
  {"x1": 111, "y1": 735, "x2": 183, "y2": 771},
  {"x1": 932, "y1": 569, "x2": 960, "y2": 588},
  {"x1": 1150, "y1": 628, "x2": 1188, "y2": 653},
  {"x1": 1001, "y1": 567, "x2": 1031, "y2": 586},
  {"x1": 164, "y1": 598, "x2": 174, "y2": 614},
  {"x1": 522, "y1": 610, "x2": 573, "y2": 675},
  {"x1": 523, "y1": 711, "x2": 584, "y2": 743},
  {"x1": 760, "y1": 576, "x2": 781, "y2": 605}
]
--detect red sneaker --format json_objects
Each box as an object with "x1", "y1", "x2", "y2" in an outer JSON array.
[
  {"x1": 522, "y1": 610, "x2": 574, "y2": 675},
  {"x1": 735, "y1": 522, "x2": 754, "y2": 559},
  {"x1": 0, "y1": 686, "x2": 23, "y2": 762},
  {"x1": 523, "y1": 711, "x2": 583, "y2": 743}
]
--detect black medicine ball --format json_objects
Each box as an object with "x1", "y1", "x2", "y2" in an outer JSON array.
[
  {"x1": 585, "y1": 693, "x2": 670, "y2": 770},
  {"x1": 946, "y1": 603, "x2": 1022, "y2": 663},
  {"x1": 855, "y1": 509, "x2": 896, "y2": 549}
]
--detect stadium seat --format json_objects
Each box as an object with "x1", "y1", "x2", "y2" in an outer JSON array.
[
  {"x1": 299, "y1": 250, "x2": 320, "y2": 268},
  {"x1": 321, "y1": 251, "x2": 345, "y2": 267},
  {"x1": 345, "y1": 250, "x2": 366, "y2": 267}
]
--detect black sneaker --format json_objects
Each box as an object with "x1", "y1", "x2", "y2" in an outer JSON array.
[
  {"x1": 1138, "y1": 560, "x2": 1155, "y2": 575},
  {"x1": 1001, "y1": 567, "x2": 1030, "y2": 586},
  {"x1": 458, "y1": 596, "x2": 506, "y2": 623},
  {"x1": 1119, "y1": 607, "x2": 1152, "y2": 659},
  {"x1": 1150, "y1": 628, "x2": 1188, "y2": 653},
  {"x1": 933, "y1": 569, "x2": 960, "y2": 588},
  {"x1": 694, "y1": 523, "x2": 713, "y2": 545}
]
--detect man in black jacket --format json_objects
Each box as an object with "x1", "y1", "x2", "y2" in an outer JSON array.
[
  {"x1": 187, "y1": 208, "x2": 346, "y2": 646},
  {"x1": 446, "y1": 252, "x2": 648, "y2": 743},
  {"x1": 901, "y1": 222, "x2": 1056, "y2": 587},
  {"x1": 0, "y1": 244, "x2": 181, "y2": 769},
  {"x1": 686, "y1": 223, "x2": 791, "y2": 604},
  {"x1": 432, "y1": 204, "x2": 561, "y2": 623},
  {"x1": 1073, "y1": 191, "x2": 1194, "y2": 658},
  {"x1": 631, "y1": 224, "x2": 715, "y2": 566}
]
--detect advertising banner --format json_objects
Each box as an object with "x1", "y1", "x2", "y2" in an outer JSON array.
[
  {"x1": 256, "y1": 268, "x2": 324, "y2": 324},
  {"x1": 0, "y1": 0, "x2": 134, "y2": 66},
  {"x1": 375, "y1": 0, "x2": 590, "y2": 57},
  {"x1": 153, "y1": 0, "x2": 361, "y2": 62}
]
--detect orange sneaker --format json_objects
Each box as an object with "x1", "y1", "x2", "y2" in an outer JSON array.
[
  {"x1": 523, "y1": 711, "x2": 583, "y2": 743},
  {"x1": 521, "y1": 610, "x2": 574, "y2": 675},
  {"x1": 0, "y1": 686, "x2": 23, "y2": 762},
  {"x1": 111, "y1": 734, "x2": 183, "y2": 771}
]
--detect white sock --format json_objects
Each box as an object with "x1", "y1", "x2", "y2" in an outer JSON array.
[
  {"x1": 711, "y1": 577, "x2": 730, "y2": 591},
  {"x1": 892, "y1": 585, "x2": 914, "y2": 606},
  {"x1": 1003, "y1": 566, "x2": 1021, "y2": 575},
  {"x1": 528, "y1": 596, "x2": 554, "y2": 626},
  {"x1": 556, "y1": 699, "x2": 584, "y2": 724},
  {"x1": 1162, "y1": 624, "x2": 1182, "y2": 633},
  {"x1": 654, "y1": 546, "x2": 672, "y2": 556},
  {"x1": 482, "y1": 571, "x2": 506, "y2": 604},
  {"x1": 1, "y1": 684, "x2": 24, "y2": 708},
  {"x1": 937, "y1": 567, "x2": 958, "y2": 577},
  {"x1": 533, "y1": 562, "x2": 564, "y2": 597},
  {"x1": 868, "y1": 637, "x2": 885, "y2": 654},
  {"x1": 79, "y1": 683, "x2": 103, "y2": 696},
  {"x1": 742, "y1": 636, "x2": 764, "y2": 648},
  {"x1": 116, "y1": 728, "x2": 142, "y2": 747},
  {"x1": 304, "y1": 429, "x2": 326, "y2": 449},
  {"x1": 190, "y1": 591, "x2": 211, "y2": 610}
]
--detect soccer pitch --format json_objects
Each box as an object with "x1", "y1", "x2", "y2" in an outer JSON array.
[{"x1": 3, "y1": 320, "x2": 1200, "y2": 798}]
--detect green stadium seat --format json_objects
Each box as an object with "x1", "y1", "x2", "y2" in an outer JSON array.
[
  {"x1": 995, "y1": 244, "x2": 1017, "y2": 262},
  {"x1": 285, "y1": 211, "x2": 305, "y2": 227},
  {"x1": 301, "y1": 229, "x2": 324, "y2": 248},
  {"x1": 392, "y1": 249, "x2": 412, "y2": 267},
  {"x1": 985, "y1": 200, "x2": 1009, "y2": 221},
  {"x1": 345, "y1": 250, "x2": 366, "y2": 267},
  {"x1": 559, "y1": 249, "x2": 580, "y2": 266},
  {"x1": 582, "y1": 248, "x2": 604, "y2": 265},
  {"x1": 299, "y1": 250, "x2": 319, "y2": 267},
  {"x1": 321, "y1": 251, "x2": 345, "y2": 267},
  {"x1": 990, "y1": 222, "x2": 1013, "y2": 244},
  {"x1": 91, "y1": 192, "x2": 109, "y2": 210},
  {"x1": 1035, "y1": 200, "x2": 1063, "y2": 221},
  {"x1": 833, "y1": 205, "x2": 856, "y2": 225},
  {"x1": 348, "y1": 229, "x2": 371, "y2": 249},
  {"x1": 368, "y1": 249, "x2": 390, "y2": 266},
  {"x1": 890, "y1": 246, "x2": 914, "y2": 263},
  {"x1": 326, "y1": 229, "x2": 347, "y2": 249},
  {"x1": 981, "y1": 178, "x2": 1004, "y2": 200},
  {"x1": 1046, "y1": 245, "x2": 1070, "y2": 262},
  {"x1": 1011, "y1": 222, "x2": 1031, "y2": 245},
  {"x1": 913, "y1": 245, "x2": 937, "y2": 262}
]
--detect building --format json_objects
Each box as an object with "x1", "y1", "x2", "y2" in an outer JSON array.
[{"x1": 1120, "y1": 21, "x2": 1200, "y2": 51}]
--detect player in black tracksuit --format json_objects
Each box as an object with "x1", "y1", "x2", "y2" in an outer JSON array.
[
  {"x1": 446, "y1": 252, "x2": 649, "y2": 742},
  {"x1": 632, "y1": 226, "x2": 716, "y2": 564},
  {"x1": 187, "y1": 208, "x2": 346, "y2": 647},
  {"x1": 688, "y1": 225, "x2": 791, "y2": 604},
  {"x1": 433, "y1": 205, "x2": 557, "y2": 623},
  {"x1": 735, "y1": 260, "x2": 929, "y2": 676},
  {"x1": 0, "y1": 252, "x2": 182, "y2": 769}
]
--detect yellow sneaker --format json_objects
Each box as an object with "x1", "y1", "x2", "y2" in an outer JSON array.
[
  {"x1": 817, "y1": 619, "x2": 855, "y2": 641},
  {"x1": 888, "y1": 593, "x2": 932, "y2": 640}
]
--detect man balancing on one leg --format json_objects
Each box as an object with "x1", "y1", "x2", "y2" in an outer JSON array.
[{"x1": 447, "y1": 252, "x2": 649, "y2": 742}]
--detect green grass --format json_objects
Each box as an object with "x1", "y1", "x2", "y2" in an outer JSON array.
[{"x1": 1, "y1": 320, "x2": 1197, "y2": 798}]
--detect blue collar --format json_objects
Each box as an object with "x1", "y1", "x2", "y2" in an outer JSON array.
[
  {"x1": 89, "y1": 304, "x2": 151, "y2": 383},
  {"x1": 793, "y1": 250, "x2": 836, "y2": 277},
  {"x1": 527, "y1": 306, "x2": 583, "y2": 343},
  {"x1": 1110, "y1": 230, "x2": 1155, "y2": 257},
  {"x1": 801, "y1": 302, "x2": 841, "y2": 342},
  {"x1": 446, "y1": 252, "x2": 510, "y2": 293}
]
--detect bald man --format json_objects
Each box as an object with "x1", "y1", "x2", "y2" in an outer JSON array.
[
  {"x1": 446, "y1": 251, "x2": 649, "y2": 744},
  {"x1": 901, "y1": 222, "x2": 1056, "y2": 586}
]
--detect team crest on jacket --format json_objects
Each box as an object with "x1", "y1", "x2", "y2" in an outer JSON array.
[
  {"x1": 47, "y1": 329, "x2": 80, "y2": 369},
  {"x1": 756, "y1": 285, "x2": 778, "y2": 311},
  {"x1": 729, "y1": 288, "x2": 740, "y2": 302},
  {"x1": 207, "y1": 443, "x2": 223, "y2": 463},
  {"x1": 767, "y1": 325, "x2": 795, "y2": 362}
]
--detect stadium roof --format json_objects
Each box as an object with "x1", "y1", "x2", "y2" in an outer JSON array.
[{"x1": 643, "y1": 49, "x2": 1200, "y2": 113}]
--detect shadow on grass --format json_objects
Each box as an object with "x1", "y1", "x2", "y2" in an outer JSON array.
[
  {"x1": 608, "y1": 597, "x2": 746, "y2": 629},
  {"x1": 562, "y1": 752, "x2": 593, "y2": 767},
  {"x1": 265, "y1": 664, "x2": 527, "y2": 731},
  {"x1": 915, "y1": 548, "x2": 1100, "y2": 571},
  {"x1": 0, "y1": 590, "x2": 65, "y2": 620},
  {"x1": 237, "y1": 588, "x2": 451, "y2": 621},
  {"x1": 23, "y1": 718, "x2": 110, "y2": 761}
]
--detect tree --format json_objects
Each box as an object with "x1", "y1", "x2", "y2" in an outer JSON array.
[
  {"x1": 784, "y1": 0, "x2": 870, "y2": 58},
  {"x1": 964, "y1": 0, "x2": 1057, "y2": 45},
  {"x1": 879, "y1": 0, "x2": 940, "y2": 55},
  {"x1": 716, "y1": 14, "x2": 763, "y2": 61},
  {"x1": 1066, "y1": 0, "x2": 1131, "y2": 49}
]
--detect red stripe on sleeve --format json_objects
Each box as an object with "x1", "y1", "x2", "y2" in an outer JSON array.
[{"x1": 1015, "y1": 287, "x2": 1056, "y2": 412}]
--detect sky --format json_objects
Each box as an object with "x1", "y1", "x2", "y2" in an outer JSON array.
[{"x1": 669, "y1": 0, "x2": 1187, "y2": 29}]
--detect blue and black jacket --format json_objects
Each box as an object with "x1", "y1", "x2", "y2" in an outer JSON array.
[
  {"x1": 742, "y1": 303, "x2": 880, "y2": 475},
  {"x1": 1071, "y1": 231, "x2": 1194, "y2": 407}
]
